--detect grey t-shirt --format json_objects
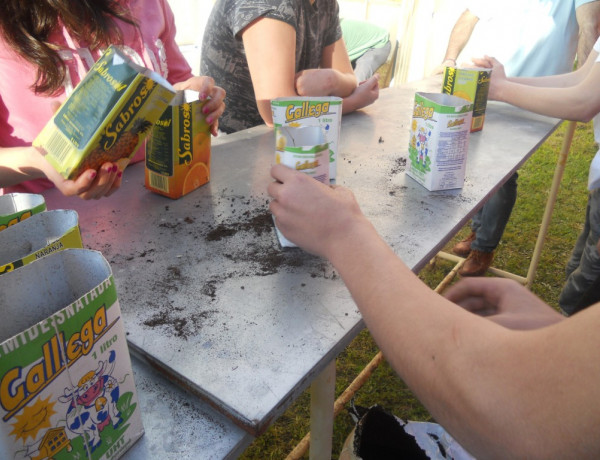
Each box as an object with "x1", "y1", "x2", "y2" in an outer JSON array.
[{"x1": 201, "y1": 0, "x2": 342, "y2": 133}]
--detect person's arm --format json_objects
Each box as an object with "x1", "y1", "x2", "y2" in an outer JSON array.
[
  {"x1": 473, "y1": 50, "x2": 600, "y2": 122},
  {"x1": 576, "y1": 1, "x2": 600, "y2": 66},
  {"x1": 268, "y1": 164, "x2": 600, "y2": 458},
  {"x1": 431, "y1": 9, "x2": 479, "y2": 75},
  {"x1": 0, "y1": 146, "x2": 121, "y2": 199}
]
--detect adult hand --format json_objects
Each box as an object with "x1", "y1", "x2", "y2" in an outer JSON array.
[
  {"x1": 342, "y1": 74, "x2": 380, "y2": 113},
  {"x1": 174, "y1": 76, "x2": 226, "y2": 136},
  {"x1": 37, "y1": 148, "x2": 122, "y2": 200},
  {"x1": 268, "y1": 164, "x2": 366, "y2": 257},
  {"x1": 444, "y1": 277, "x2": 565, "y2": 330},
  {"x1": 471, "y1": 55, "x2": 507, "y2": 101}
]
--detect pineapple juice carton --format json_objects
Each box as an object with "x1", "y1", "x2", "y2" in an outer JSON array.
[
  {"x1": 442, "y1": 67, "x2": 491, "y2": 132},
  {"x1": 0, "y1": 249, "x2": 144, "y2": 460},
  {"x1": 0, "y1": 193, "x2": 46, "y2": 232},
  {"x1": 271, "y1": 97, "x2": 342, "y2": 181},
  {"x1": 273, "y1": 126, "x2": 329, "y2": 247},
  {"x1": 145, "y1": 90, "x2": 211, "y2": 199},
  {"x1": 407, "y1": 92, "x2": 473, "y2": 191},
  {"x1": 0, "y1": 209, "x2": 82, "y2": 275},
  {"x1": 34, "y1": 45, "x2": 176, "y2": 180}
]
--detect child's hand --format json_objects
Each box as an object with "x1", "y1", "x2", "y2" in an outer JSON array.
[
  {"x1": 472, "y1": 55, "x2": 507, "y2": 101},
  {"x1": 174, "y1": 76, "x2": 226, "y2": 136}
]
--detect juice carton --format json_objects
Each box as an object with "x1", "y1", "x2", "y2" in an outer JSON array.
[
  {"x1": 442, "y1": 67, "x2": 491, "y2": 132},
  {"x1": 273, "y1": 126, "x2": 329, "y2": 247},
  {"x1": 407, "y1": 92, "x2": 473, "y2": 191},
  {"x1": 0, "y1": 209, "x2": 82, "y2": 275},
  {"x1": 145, "y1": 90, "x2": 211, "y2": 198},
  {"x1": 0, "y1": 193, "x2": 46, "y2": 232},
  {"x1": 0, "y1": 249, "x2": 144, "y2": 459},
  {"x1": 34, "y1": 45, "x2": 176, "y2": 179},
  {"x1": 271, "y1": 97, "x2": 342, "y2": 181}
]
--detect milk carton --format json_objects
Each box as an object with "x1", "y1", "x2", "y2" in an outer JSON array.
[
  {"x1": 273, "y1": 126, "x2": 329, "y2": 247},
  {"x1": 0, "y1": 249, "x2": 144, "y2": 459},
  {"x1": 407, "y1": 92, "x2": 473, "y2": 191},
  {"x1": 271, "y1": 97, "x2": 342, "y2": 181},
  {"x1": 0, "y1": 193, "x2": 46, "y2": 231}
]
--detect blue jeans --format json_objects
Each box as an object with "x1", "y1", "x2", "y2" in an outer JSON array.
[
  {"x1": 559, "y1": 188, "x2": 600, "y2": 315},
  {"x1": 470, "y1": 172, "x2": 519, "y2": 253}
]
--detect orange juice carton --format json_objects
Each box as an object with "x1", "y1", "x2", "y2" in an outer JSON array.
[
  {"x1": 0, "y1": 193, "x2": 46, "y2": 232},
  {"x1": 442, "y1": 66, "x2": 491, "y2": 132},
  {"x1": 0, "y1": 249, "x2": 144, "y2": 459},
  {"x1": 271, "y1": 97, "x2": 342, "y2": 181},
  {"x1": 0, "y1": 209, "x2": 82, "y2": 275},
  {"x1": 145, "y1": 89, "x2": 211, "y2": 198},
  {"x1": 34, "y1": 45, "x2": 176, "y2": 179},
  {"x1": 274, "y1": 126, "x2": 329, "y2": 247},
  {"x1": 407, "y1": 92, "x2": 473, "y2": 191}
]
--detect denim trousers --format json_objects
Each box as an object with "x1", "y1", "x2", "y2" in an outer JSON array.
[
  {"x1": 470, "y1": 172, "x2": 519, "y2": 253},
  {"x1": 559, "y1": 187, "x2": 600, "y2": 315}
]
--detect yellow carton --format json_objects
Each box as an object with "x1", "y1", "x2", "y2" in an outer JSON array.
[
  {"x1": 145, "y1": 90, "x2": 211, "y2": 199},
  {"x1": 34, "y1": 45, "x2": 176, "y2": 179},
  {"x1": 442, "y1": 67, "x2": 491, "y2": 132}
]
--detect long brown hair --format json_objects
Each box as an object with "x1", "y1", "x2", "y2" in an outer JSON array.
[{"x1": 0, "y1": 0, "x2": 137, "y2": 95}]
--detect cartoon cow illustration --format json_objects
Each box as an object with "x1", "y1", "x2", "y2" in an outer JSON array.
[
  {"x1": 416, "y1": 126, "x2": 430, "y2": 165},
  {"x1": 59, "y1": 350, "x2": 123, "y2": 452}
]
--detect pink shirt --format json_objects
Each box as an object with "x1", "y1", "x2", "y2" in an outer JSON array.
[{"x1": 0, "y1": 0, "x2": 192, "y2": 194}]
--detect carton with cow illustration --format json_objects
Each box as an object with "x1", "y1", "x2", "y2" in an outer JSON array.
[
  {"x1": 0, "y1": 249, "x2": 143, "y2": 459},
  {"x1": 407, "y1": 92, "x2": 473, "y2": 191}
]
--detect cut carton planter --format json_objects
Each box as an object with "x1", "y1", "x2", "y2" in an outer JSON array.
[
  {"x1": 271, "y1": 96, "x2": 341, "y2": 181},
  {"x1": 0, "y1": 209, "x2": 82, "y2": 275},
  {"x1": 407, "y1": 92, "x2": 473, "y2": 191},
  {"x1": 145, "y1": 89, "x2": 211, "y2": 199},
  {"x1": 442, "y1": 67, "x2": 491, "y2": 132},
  {"x1": 0, "y1": 193, "x2": 46, "y2": 231},
  {"x1": 0, "y1": 249, "x2": 144, "y2": 459},
  {"x1": 274, "y1": 126, "x2": 329, "y2": 248}
]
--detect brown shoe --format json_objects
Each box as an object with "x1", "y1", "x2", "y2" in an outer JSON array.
[
  {"x1": 459, "y1": 249, "x2": 494, "y2": 277},
  {"x1": 452, "y1": 231, "x2": 476, "y2": 257}
]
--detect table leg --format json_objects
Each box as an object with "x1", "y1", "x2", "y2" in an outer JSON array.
[{"x1": 309, "y1": 360, "x2": 336, "y2": 460}]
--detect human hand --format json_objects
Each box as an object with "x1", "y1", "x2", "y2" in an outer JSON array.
[
  {"x1": 471, "y1": 55, "x2": 507, "y2": 101},
  {"x1": 174, "y1": 76, "x2": 226, "y2": 136},
  {"x1": 444, "y1": 277, "x2": 565, "y2": 330},
  {"x1": 342, "y1": 74, "x2": 380, "y2": 113},
  {"x1": 36, "y1": 148, "x2": 122, "y2": 200},
  {"x1": 268, "y1": 164, "x2": 367, "y2": 257},
  {"x1": 431, "y1": 59, "x2": 457, "y2": 76}
]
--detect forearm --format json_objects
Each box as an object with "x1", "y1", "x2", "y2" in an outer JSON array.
[
  {"x1": 442, "y1": 10, "x2": 479, "y2": 62},
  {"x1": 576, "y1": 1, "x2": 600, "y2": 64},
  {"x1": 0, "y1": 146, "x2": 46, "y2": 187}
]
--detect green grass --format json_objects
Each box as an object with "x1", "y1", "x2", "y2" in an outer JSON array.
[{"x1": 239, "y1": 121, "x2": 597, "y2": 459}]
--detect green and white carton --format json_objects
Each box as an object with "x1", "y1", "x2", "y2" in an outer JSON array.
[
  {"x1": 34, "y1": 45, "x2": 176, "y2": 180},
  {"x1": 0, "y1": 209, "x2": 82, "y2": 275},
  {"x1": 271, "y1": 97, "x2": 342, "y2": 181},
  {"x1": 0, "y1": 193, "x2": 46, "y2": 232},
  {"x1": 0, "y1": 249, "x2": 143, "y2": 459},
  {"x1": 407, "y1": 92, "x2": 473, "y2": 191},
  {"x1": 273, "y1": 126, "x2": 329, "y2": 248}
]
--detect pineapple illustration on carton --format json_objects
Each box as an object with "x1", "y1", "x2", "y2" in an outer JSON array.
[{"x1": 34, "y1": 45, "x2": 176, "y2": 179}]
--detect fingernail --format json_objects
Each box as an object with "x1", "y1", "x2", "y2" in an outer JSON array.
[
  {"x1": 112, "y1": 165, "x2": 118, "y2": 173},
  {"x1": 117, "y1": 171, "x2": 123, "y2": 178},
  {"x1": 89, "y1": 171, "x2": 97, "y2": 179},
  {"x1": 206, "y1": 116, "x2": 213, "y2": 124},
  {"x1": 200, "y1": 92, "x2": 207, "y2": 100},
  {"x1": 203, "y1": 106, "x2": 210, "y2": 114}
]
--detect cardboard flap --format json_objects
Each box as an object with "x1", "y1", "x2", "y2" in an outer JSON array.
[{"x1": 0, "y1": 249, "x2": 111, "y2": 342}]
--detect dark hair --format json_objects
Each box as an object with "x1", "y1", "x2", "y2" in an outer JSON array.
[{"x1": 0, "y1": 0, "x2": 137, "y2": 95}]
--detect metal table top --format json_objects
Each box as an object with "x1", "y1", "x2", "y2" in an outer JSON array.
[{"x1": 44, "y1": 77, "x2": 559, "y2": 436}]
